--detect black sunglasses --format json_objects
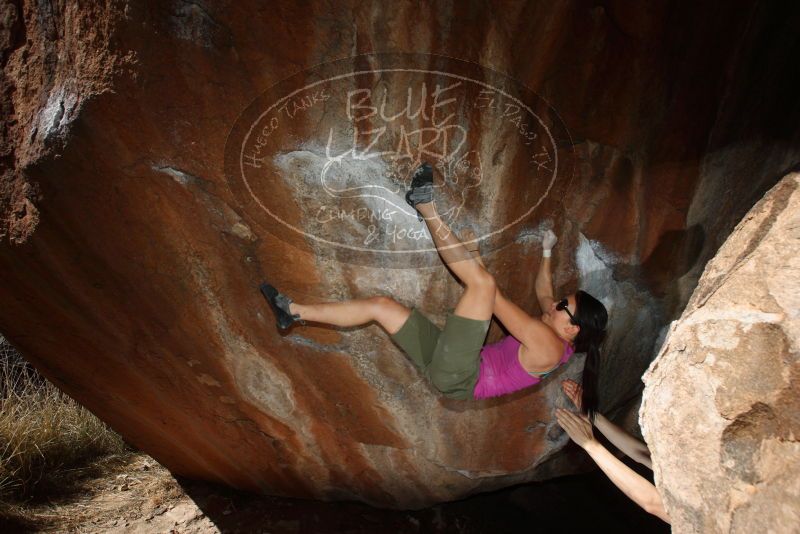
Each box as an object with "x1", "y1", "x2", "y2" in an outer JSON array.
[{"x1": 556, "y1": 298, "x2": 578, "y2": 325}]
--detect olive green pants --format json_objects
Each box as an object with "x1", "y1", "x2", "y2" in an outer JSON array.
[{"x1": 390, "y1": 308, "x2": 491, "y2": 400}]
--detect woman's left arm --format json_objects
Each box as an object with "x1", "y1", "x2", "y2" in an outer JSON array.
[
  {"x1": 489, "y1": 228, "x2": 560, "y2": 360},
  {"x1": 535, "y1": 230, "x2": 558, "y2": 312},
  {"x1": 556, "y1": 409, "x2": 670, "y2": 524}
]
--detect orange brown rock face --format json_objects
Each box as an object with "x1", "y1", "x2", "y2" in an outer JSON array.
[{"x1": 0, "y1": 1, "x2": 798, "y2": 508}]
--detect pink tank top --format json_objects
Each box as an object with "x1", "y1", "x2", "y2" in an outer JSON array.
[{"x1": 472, "y1": 335, "x2": 575, "y2": 399}]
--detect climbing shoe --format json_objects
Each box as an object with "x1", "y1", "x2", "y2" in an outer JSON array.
[
  {"x1": 259, "y1": 282, "x2": 303, "y2": 330},
  {"x1": 405, "y1": 162, "x2": 434, "y2": 221}
]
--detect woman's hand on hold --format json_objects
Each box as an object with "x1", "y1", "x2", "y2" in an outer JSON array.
[
  {"x1": 561, "y1": 379, "x2": 584, "y2": 411},
  {"x1": 556, "y1": 408, "x2": 596, "y2": 449},
  {"x1": 542, "y1": 229, "x2": 558, "y2": 251}
]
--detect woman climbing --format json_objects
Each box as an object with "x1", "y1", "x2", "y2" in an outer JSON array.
[{"x1": 260, "y1": 162, "x2": 609, "y2": 408}]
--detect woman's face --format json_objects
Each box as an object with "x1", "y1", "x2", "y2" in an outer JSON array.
[{"x1": 545, "y1": 294, "x2": 579, "y2": 338}]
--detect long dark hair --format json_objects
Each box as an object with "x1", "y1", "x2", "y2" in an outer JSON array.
[{"x1": 573, "y1": 290, "x2": 608, "y2": 421}]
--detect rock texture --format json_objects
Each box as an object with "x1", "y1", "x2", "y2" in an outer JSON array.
[
  {"x1": 642, "y1": 173, "x2": 800, "y2": 532},
  {"x1": 0, "y1": 0, "x2": 799, "y2": 508}
]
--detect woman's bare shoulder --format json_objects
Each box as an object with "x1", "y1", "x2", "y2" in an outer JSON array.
[{"x1": 518, "y1": 328, "x2": 563, "y2": 372}]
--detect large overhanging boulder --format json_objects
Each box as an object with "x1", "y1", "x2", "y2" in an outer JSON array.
[
  {"x1": 0, "y1": 1, "x2": 798, "y2": 508},
  {"x1": 641, "y1": 173, "x2": 800, "y2": 532}
]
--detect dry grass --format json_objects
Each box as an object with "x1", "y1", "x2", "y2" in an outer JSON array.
[{"x1": 0, "y1": 336, "x2": 128, "y2": 509}]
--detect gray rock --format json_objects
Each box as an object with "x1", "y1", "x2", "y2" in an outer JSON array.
[{"x1": 642, "y1": 173, "x2": 800, "y2": 533}]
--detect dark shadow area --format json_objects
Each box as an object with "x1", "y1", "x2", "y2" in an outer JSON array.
[{"x1": 176, "y1": 457, "x2": 669, "y2": 533}]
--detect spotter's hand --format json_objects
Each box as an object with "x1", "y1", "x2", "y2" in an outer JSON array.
[
  {"x1": 561, "y1": 379, "x2": 584, "y2": 411},
  {"x1": 556, "y1": 408, "x2": 596, "y2": 449}
]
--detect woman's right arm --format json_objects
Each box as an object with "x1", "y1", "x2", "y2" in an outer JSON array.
[
  {"x1": 584, "y1": 434, "x2": 669, "y2": 522},
  {"x1": 556, "y1": 409, "x2": 670, "y2": 524}
]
